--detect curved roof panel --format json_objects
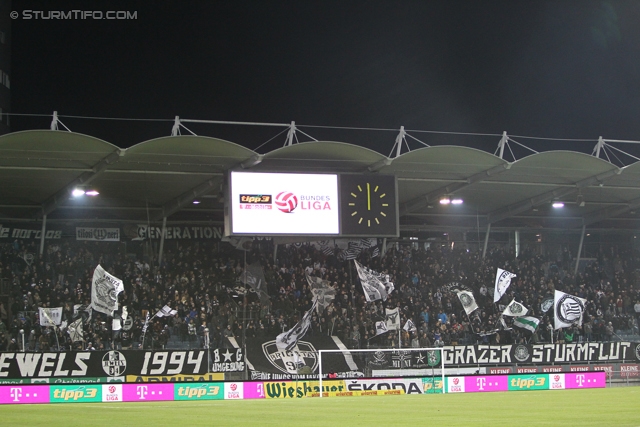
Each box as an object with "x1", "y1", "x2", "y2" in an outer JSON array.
[
  {"x1": 0, "y1": 130, "x2": 638, "y2": 232},
  {"x1": 0, "y1": 130, "x2": 118, "y2": 169},
  {"x1": 116, "y1": 135, "x2": 255, "y2": 173},
  {"x1": 256, "y1": 141, "x2": 386, "y2": 173}
]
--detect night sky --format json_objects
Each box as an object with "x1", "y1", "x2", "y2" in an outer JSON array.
[{"x1": 8, "y1": 0, "x2": 640, "y2": 156}]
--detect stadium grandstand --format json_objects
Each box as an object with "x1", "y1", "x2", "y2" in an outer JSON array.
[{"x1": 1, "y1": 122, "x2": 640, "y2": 383}]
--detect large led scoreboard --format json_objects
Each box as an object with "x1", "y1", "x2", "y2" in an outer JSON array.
[{"x1": 226, "y1": 172, "x2": 398, "y2": 237}]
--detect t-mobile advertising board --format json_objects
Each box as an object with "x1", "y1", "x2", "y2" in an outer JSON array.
[{"x1": 0, "y1": 372, "x2": 607, "y2": 404}]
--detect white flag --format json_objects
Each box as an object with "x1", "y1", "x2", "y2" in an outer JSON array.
[
  {"x1": 91, "y1": 265, "x2": 124, "y2": 316},
  {"x1": 554, "y1": 290, "x2": 587, "y2": 329},
  {"x1": 141, "y1": 312, "x2": 151, "y2": 334},
  {"x1": 385, "y1": 308, "x2": 401, "y2": 330},
  {"x1": 456, "y1": 290, "x2": 479, "y2": 315},
  {"x1": 306, "y1": 274, "x2": 336, "y2": 313},
  {"x1": 494, "y1": 268, "x2": 516, "y2": 302},
  {"x1": 354, "y1": 260, "x2": 394, "y2": 302},
  {"x1": 68, "y1": 318, "x2": 84, "y2": 342},
  {"x1": 502, "y1": 299, "x2": 529, "y2": 317},
  {"x1": 38, "y1": 307, "x2": 63, "y2": 327},
  {"x1": 375, "y1": 321, "x2": 389, "y2": 336},
  {"x1": 155, "y1": 305, "x2": 178, "y2": 317},
  {"x1": 513, "y1": 316, "x2": 540, "y2": 333},
  {"x1": 403, "y1": 319, "x2": 417, "y2": 333},
  {"x1": 276, "y1": 299, "x2": 318, "y2": 351}
]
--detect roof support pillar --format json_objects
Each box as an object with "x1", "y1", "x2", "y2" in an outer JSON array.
[
  {"x1": 285, "y1": 121, "x2": 296, "y2": 146},
  {"x1": 39, "y1": 214, "x2": 47, "y2": 256},
  {"x1": 482, "y1": 223, "x2": 491, "y2": 259},
  {"x1": 171, "y1": 116, "x2": 181, "y2": 136},
  {"x1": 498, "y1": 131, "x2": 508, "y2": 159},
  {"x1": 395, "y1": 126, "x2": 406, "y2": 158},
  {"x1": 594, "y1": 136, "x2": 604, "y2": 158},
  {"x1": 515, "y1": 229, "x2": 520, "y2": 259},
  {"x1": 158, "y1": 216, "x2": 167, "y2": 267},
  {"x1": 574, "y1": 224, "x2": 586, "y2": 275}
]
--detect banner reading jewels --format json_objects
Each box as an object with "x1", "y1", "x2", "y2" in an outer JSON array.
[{"x1": 0, "y1": 350, "x2": 207, "y2": 380}]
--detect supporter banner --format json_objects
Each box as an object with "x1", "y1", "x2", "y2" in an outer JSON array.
[
  {"x1": 132, "y1": 224, "x2": 223, "y2": 240},
  {"x1": 0, "y1": 350, "x2": 207, "y2": 380},
  {"x1": 442, "y1": 342, "x2": 640, "y2": 366},
  {"x1": 210, "y1": 348, "x2": 245, "y2": 373},
  {"x1": 243, "y1": 336, "x2": 364, "y2": 380},
  {"x1": 0, "y1": 224, "x2": 62, "y2": 240},
  {"x1": 76, "y1": 227, "x2": 120, "y2": 241}
]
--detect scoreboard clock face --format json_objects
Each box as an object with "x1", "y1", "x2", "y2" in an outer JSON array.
[{"x1": 339, "y1": 174, "x2": 398, "y2": 237}]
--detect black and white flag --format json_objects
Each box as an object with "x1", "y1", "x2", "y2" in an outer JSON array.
[
  {"x1": 502, "y1": 299, "x2": 529, "y2": 317},
  {"x1": 67, "y1": 318, "x2": 84, "y2": 342},
  {"x1": 385, "y1": 307, "x2": 401, "y2": 330},
  {"x1": 371, "y1": 247, "x2": 380, "y2": 258},
  {"x1": 91, "y1": 265, "x2": 124, "y2": 316},
  {"x1": 141, "y1": 312, "x2": 150, "y2": 334},
  {"x1": 73, "y1": 304, "x2": 93, "y2": 325},
  {"x1": 554, "y1": 290, "x2": 587, "y2": 329},
  {"x1": 306, "y1": 274, "x2": 336, "y2": 313},
  {"x1": 494, "y1": 268, "x2": 517, "y2": 302},
  {"x1": 38, "y1": 307, "x2": 63, "y2": 327},
  {"x1": 354, "y1": 260, "x2": 394, "y2": 302},
  {"x1": 403, "y1": 319, "x2": 417, "y2": 333},
  {"x1": 155, "y1": 305, "x2": 178, "y2": 317},
  {"x1": 456, "y1": 290, "x2": 479, "y2": 315},
  {"x1": 275, "y1": 299, "x2": 318, "y2": 351},
  {"x1": 241, "y1": 261, "x2": 270, "y2": 305},
  {"x1": 375, "y1": 320, "x2": 389, "y2": 336}
]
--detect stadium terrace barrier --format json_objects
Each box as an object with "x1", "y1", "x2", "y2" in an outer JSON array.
[{"x1": 0, "y1": 372, "x2": 606, "y2": 404}]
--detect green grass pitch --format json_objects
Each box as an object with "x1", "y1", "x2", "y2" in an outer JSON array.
[{"x1": 1, "y1": 388, "x2": 639, "y2": 427}]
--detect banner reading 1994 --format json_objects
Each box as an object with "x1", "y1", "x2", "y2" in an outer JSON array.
[{"x1": 0, "y1": 350, "x2": 209, "y2": 382}]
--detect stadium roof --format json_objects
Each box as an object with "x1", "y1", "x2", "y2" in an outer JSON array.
[{"x1": 1, "y1": 129, "x2": 640, "y2": 235}]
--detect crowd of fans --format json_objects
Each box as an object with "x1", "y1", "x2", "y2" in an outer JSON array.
[{"x1": 1, "y1": 236, "x2": 640, "y2": 353}]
